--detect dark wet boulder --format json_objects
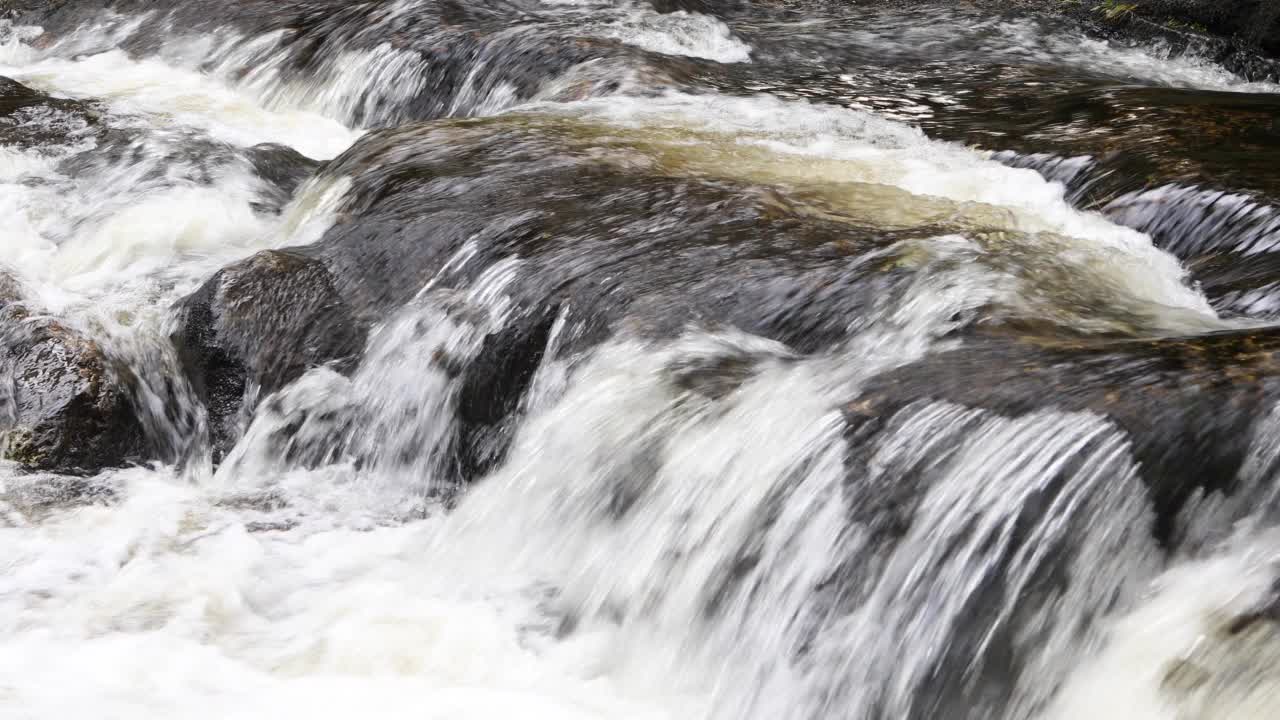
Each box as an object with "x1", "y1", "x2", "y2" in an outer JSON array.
[
  {"x1": 0, "y1": 470, "x2": 118, "y2": 523},
  {"x1": 714, "y1": 20, "x2": 1280, "y2": 320},
  {"x1": 244, "y1": 143, "x2": 323, "y2": 213},
  {"x1": 647, "y1": 0, "x2": 754, "y2": 16},
  {"x1": 1083, "y1": 186, "x2": 1280, "y2": 321},
  {"x1": 1001, "y1": 0, "x2": 1280, "y2": 80},
  {"x1": 824, "y1": 325, "x2": 1280, "y2": 720},
  {"x1": 1118, "y1": 0, "x2": 1280, "y2": 60},
  {"x1": 171, "y1": 249, "x2": 366, "y2": 457},
  {"x1": 846, "y1": 327, "x2": 1280, "y2": 548},
  {"x1": 980, "y1": 85, "x2": 1280, "y2": 200},
  {"x1": 173, "y1": 116, "x2": 934, "y2": 469},
  {"x1": 245, "y1": 143, "x2": 321, "y2": 198},
  {"x1": 314, "y1": 118, "x2": 926, "y2": 344},
  {"x1": 316, "y1": 119, "x2": 945, "y2": 476},
  {"x1": 179, "y1": 114, "x2": 1253, "y2": 477},
  {"x1": 46, "y1": 130, "x2": 324, "y2": 218},
  {"x1": 0, "y1": 75, "x2": 103, "y2": 151},
  {"x1": 0, "y1": 75, "x2": 316, "y2": 220},
  {"x1": 0, "y1": 285, "x2": 145, "y2": 474}
]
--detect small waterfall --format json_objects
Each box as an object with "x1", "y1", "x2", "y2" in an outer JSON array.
[
  {"x1": 3, "y1": 1, "x2": 1280, "y2": 719},
  {"x1": 1105, "y1": 186, "x2": 1280, "y2": 259}
]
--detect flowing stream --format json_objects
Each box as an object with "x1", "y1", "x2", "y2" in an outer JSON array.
[{"x1": 3, "y1": 2, "x2": 1280, "y2": 718}]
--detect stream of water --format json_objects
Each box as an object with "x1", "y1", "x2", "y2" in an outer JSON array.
[{"x1": 3, "y1": 2, "x2": 1280, "y2": 719}]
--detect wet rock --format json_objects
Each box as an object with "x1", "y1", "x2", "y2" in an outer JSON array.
[
  {"x1": 647, "y1": 0, "x2": 753, "y2": 15},
  {"x1": 689, "y1": 6, "x2": 1280, "y2": 318},
  {"x1": 171, "y1": 249, "x2": 366, "y2": 457},
  {"x1": 0, "y1": 471, "x2": 118, "y2": 525},
  {"x1": 983, "y1": 85, "x2": 1280, "y2": 200},
  {"x1": 976, "y1": 1, "x2": 1280, "y2": 80},
  {"x1": 244, "y1": 142, "x2": 323, "y2": 213},
  {"x1": 48, "y1": 130, "x2": 322, "y2": 219},
  {"x1": 0, "y1": 285, "x2": 144, "y2": 474},
  {"x1": 1, "y1": 76, "x2": 312, "y2": 218},
  {"x1": 676, "y1": 4, "x2": 1280, "y2": 246},
  {"x1": 175, "y1": 117, "x2": 927, "y2": 470},
  {"x1": 1086, "y1": 185, "x2": 1280, "y2": 319},
  {"x1": 710, "y1": 60, "x2": 1280, "y2": 204},
  {"x1": 245, "y1": 143, "x2": 321, "y2": 199},
  {"x1": 0, "y1": 75, "x2": 102, "y2": 151},
  {"x1": 321, "y1": 118, "x2": 918, "y2": 339},
  {"x1": 325, "y1": 120, "x2": 941, "y2": 474},
  {"x1": 1097, "y1": 0, "x2": 1280, "y2": 74},
  {"x1": 847, "y1": 327, "x2": 1280, "y2": 548},
  {"x1": 1182, "y1": 250, "x2": 1280, "y2": 319},
  {"x1": 826, "y1": 325, "x2": 1280, "y2": 720}
]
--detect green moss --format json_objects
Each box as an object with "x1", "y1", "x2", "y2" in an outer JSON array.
[
  {"x1": 2, "y1": 428, "x2": 45, "y2": 467},
  {"x1": 1096, "y1": 1, "x2": 1140, "y2": 21},
  {"x1": 1162, "y1": 17, "x2": 1208, "y2": 32}
]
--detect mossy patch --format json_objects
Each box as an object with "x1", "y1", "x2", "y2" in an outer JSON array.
[
  {"x1": 1, "y1": 427, "x2": 45, "y2": 467},
  {"x1": 1097, "y1": 1, "x2": 1139, "y2": 22},
  {"x1": 1163, "y1": 17, "x2": 1209, "y2": 33}
]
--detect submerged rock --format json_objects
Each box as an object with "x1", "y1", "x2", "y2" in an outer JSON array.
[
  {"x1": 0, "y1": 283, "x2": 144, "y2": 474},
  {"x1": 978, "y1": 84, "x2": 1280, "y2": 200},
  {"x1": 173, "y1": 116, "x2": 935, "y2": 467},
  {"x1": 174, "y1": 111, "x2": 1258, "y2": 471},
  {"x1": 0, "y1": 471, "x2": 118, "y2": 525},
  {"x1": 244, "y1": 143, "x2": 323, "y2": 212},
  {"x1": 847, "y1": 327, "x2": 1280, "y2": 547},
  {"x1": 0, "y1": 75, "x2": 103, "y2": 151},
  {"x1": 826, "y1": 326, "x2": 1280, "y2": 720},
  {"x1": 1, "y1": 74, "x2": 321, "y2": 219}
]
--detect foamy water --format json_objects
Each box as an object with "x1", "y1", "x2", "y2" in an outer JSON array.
[{"x1": 2, "y1": 4, "x2": 1280, "y2": 720}]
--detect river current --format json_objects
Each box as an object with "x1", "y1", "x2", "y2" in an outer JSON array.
[{"x1": 3, "y1": 2, "x2": 1280, "y2": 719}]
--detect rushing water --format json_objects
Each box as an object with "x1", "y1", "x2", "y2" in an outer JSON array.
[{"x1": 3, "y1": 1, "x2": 1280, "y2": 718}]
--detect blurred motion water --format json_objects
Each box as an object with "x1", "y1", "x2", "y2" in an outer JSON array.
[{"x1": 2, "y1": 2, "x2": 1280, "y2": 718}]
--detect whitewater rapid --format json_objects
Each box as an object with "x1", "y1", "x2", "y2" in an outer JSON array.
[{"x1": 3, "y1": 4, "x2": 1280, "y2": 720}]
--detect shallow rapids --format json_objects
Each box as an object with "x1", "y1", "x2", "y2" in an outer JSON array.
[{"x1": 3, "y1": 1, "x2": 1280, "y2": 719}]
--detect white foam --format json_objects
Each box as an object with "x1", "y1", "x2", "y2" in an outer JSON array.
[
  {"x1": 594, "y1": 9, "x2": 752, "y2": 63},
  {"x1": 808, "y1": 12, "x2": 1280, "y2": 94},
  {"x1": 0, "y1": 467, "x2": 688, "y2": 720},
  {"x1": 2, "y1": 48, "x2": 359, "y2": 160},
  {"x1": 0, "y1": 142, "x2": 334, "y2": 317},
  {"x1": 541, "y1": 91, "x2": 1228, "y2": 334},
  {"x1": 0, "y1": 26, "x2": 359, "y2": 319},
  {"x1": 1011, "y1": 22, "x2": 1280, "y2": 94},
  {"x1": 1046, "y1": 535, "x2": 1280, "y2": 720}
]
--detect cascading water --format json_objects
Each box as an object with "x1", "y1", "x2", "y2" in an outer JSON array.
[{"x1": 3, "y1": 1, "x2": 1280, "y2": 718}]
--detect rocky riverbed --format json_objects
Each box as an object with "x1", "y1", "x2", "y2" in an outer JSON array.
[{"x1": 3, "y1": 2, "x2": 1280, "y2": 718}]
